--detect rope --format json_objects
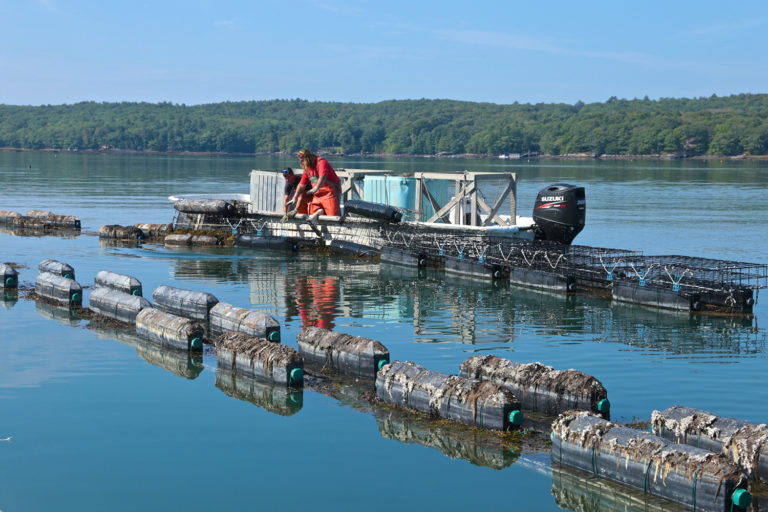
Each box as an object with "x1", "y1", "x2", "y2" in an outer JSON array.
[
  {"x1": 544, "y1": 252, "x2": 566, "y2": 270},
  {"x1": 643, "y1": 459, "x2": 653, "y2": 493},
  {"x1": 497, "y1": 243, "x2": 515, "y2": 262},
  {"x1": 663, "y1": 266, "x2": 693, "y2": 291}
]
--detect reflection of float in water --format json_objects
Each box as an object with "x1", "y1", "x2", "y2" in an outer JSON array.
[
  {"x1": 551, "y1": 465, "x2": 686, "y2": 512},
  {"x1": 35, "y1": 300, "x2": 82, "y2": 327},
  {"x1": 373, "y1": 407, "x2": 521, "y2": 470},
  {"x1": 3, "y1": 289, "x2": 18, "y2": 308},
  {"x1": 215, "y1": 366, "x2": 303, "y2": 417},
  {"x1": 136, "y1": 338, "x2": 204, "y2": 380}
]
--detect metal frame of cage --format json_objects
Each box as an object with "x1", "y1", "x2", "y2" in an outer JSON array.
[{"x1": 617, "y1": 255, "x2": 768, "y2": 294}]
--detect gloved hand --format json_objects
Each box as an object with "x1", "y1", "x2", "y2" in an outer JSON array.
[
  {"x1": 308, "y1": 186, "x2": 319, "y2": 195},
  {"x1": 285, "y1": 198, "x2": 296, "y2": 209},
  {"x1": 286, "y1": 208, "x2": 298, "y2": 219}
]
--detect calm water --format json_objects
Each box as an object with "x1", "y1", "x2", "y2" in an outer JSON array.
[{"x1": 1, "y1": 152, "x2": 767, "y2": 511}]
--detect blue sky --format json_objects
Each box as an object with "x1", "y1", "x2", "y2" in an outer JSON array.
[{"x1": 1, "y1": 0, "x2": 766, "y2": 106}]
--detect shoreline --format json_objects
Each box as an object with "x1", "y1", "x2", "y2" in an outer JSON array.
[{"x1": 1, "y1": 147, "x2": 767, "y2": 161}]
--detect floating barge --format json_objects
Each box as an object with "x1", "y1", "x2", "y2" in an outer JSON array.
[{"x1": 166, "y1": 168, "x2": 766, "y2": 316}]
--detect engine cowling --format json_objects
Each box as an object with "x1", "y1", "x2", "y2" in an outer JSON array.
[{"x1": 532, "y1": 183, "x2": 585, "y2": 244}]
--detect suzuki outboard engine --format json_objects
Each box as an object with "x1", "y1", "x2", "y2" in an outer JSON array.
[{"x1": 532, "y1": 183, "x2": 585, "y2": 244}]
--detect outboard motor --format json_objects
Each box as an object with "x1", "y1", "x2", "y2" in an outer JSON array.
[{"x1": 532, "y1": 183, "x2": 585, "y2": 244}]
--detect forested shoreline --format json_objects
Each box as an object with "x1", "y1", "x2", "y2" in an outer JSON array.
[{"x1": 2, "y1": 94, "x2": 768, "y2": 157}]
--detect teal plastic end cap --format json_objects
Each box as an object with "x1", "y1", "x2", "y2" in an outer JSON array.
[
  {"x1": 377, "y1": 359, "x2": 389, "y2": 371},
  {"x1": 509, "y1": 410, "x2": 524, "y2": 426},
  {"x1": 290, "y1": 367, "x2": 303, "y2": 383},
  {"x1": 64, "y1": 273, "x2": 72, "y2": 279},
  {"x1": 597, "y1": 398, "x2": 611, "y2": 413},
  {"x1": 268, "y1": 330, "x2": 281, "y2": 342},
  {"x1": 5, "y1": 277, "x2": 15, "y2": 286},
  {"x1": 190, "y1": 337, "x2": 203, "y2": 350},
  {"x1": 732, "y1": 489, "x2": 752, "y2": 508},
  {"x1": 70, "y1": 292, "x2": 81, "y2": 303},
  {"x1": 132, "y1": 289, "x2": 141, "y2": 296}
]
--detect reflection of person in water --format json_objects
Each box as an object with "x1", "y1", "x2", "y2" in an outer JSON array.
[{"x1": 294, "y1": 275, "x2": 339, "y2": 330}]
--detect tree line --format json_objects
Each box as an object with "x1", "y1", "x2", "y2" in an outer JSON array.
[{"x1": 1, "y1": 94, "x2": 768, "y2": 156}]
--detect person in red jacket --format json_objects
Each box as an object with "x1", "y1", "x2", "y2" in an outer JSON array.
[{"x1": 287, "y1": 149, "x2": 341, "y2": 220}]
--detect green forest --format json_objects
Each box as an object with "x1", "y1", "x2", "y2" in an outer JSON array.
[{"x1": 2, "y1": 94, "x2": 768, "y2": 157}]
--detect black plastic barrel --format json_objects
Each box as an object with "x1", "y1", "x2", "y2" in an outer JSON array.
[
  {"x1": 1, "y1": 263, "x2": 18, "y2": 289},
  {"x1": 532, "y1": 183, "x2": 585, "y2": 244},
  {"x1": 152, "y1": 285, "x2": 219, "y2": 322},
  {"x1": 38, "y1": 259, "x2": 75, "y2": 280},
  {"x1": 297, "y1": 326, "x2": 389, "y2": 379},
  {"x1": 376, "y1": 360, "x2": 523, "y2": 431},
  {"x1": 343, "y1": 199, "x2": 402, "y2": 223},
  {"x1": 215, "y1": 332, "x2": 304, "y2": 387},
  {"x1": 552, "y1": 412, "x2": 752, "y2": 512},
  {"x1": 35, "y1": 271, "x2": 82, "y2": 306},
  {"x1": 89, "y1": 287, "x2": 152, "y2": 324},
  {"x1": 209, "y1": 302, "x2": 281, "y2": 342},
  {"x1": 94, "y1": 270, "x2": 143, "y2": 296}
]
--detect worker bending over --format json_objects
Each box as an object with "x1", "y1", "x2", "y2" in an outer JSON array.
[{"x1": 287, "y1": 149, "x2": 341, "y2": 220}]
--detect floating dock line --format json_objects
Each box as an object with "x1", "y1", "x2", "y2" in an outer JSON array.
[
  {"x1": 297, "y1": 326, "x2": 389, "y2": 379},
  {"x1": 99, "y1": 225, "x2": 144, "y2": 240},
  {"x1": 94, "y1": 270, "x2": 143, "y2": 296},
  {"x1": 133, "y1": 223, "x2": 167, "y2": 239},
  {"x1": 613, "y1": 281, "x2": 701, "y2": 312},
  {"x1": 216, "y1": 366, "x2": 303, "y2": 416},
  {"x1": 552, "y1": 411, "x2": 752, "y2": 512},
  {"x1": 343, "y1": 199, "x2": 402, "y2": 223},
  {"x1": 136, "y1": 338, "x2": 204, "y2": 380},
  {"x1": 209, "y1": 302, "x2": 281, "y2": 341},
  {"x1": 459, "y1": 355, "x2": 610, "y2": 418},
  {"x1": 1, "y1": 263, "x2": 18, "y2": 289},
  {"x1": 174, "y1": 199, "x2": 235, "y2": 215},
  {"x1": 164, "y1": 234, "x2": 220, "y2": 246},
  {"x1": 444, "y1": 256, "x2": 506, "y2": 280},
  {"x1": 89, "y1": 287, "x2": 152, "y2": 324},
  {"x1": 329, "y1": 240, "x2": 380, "y2": 259},
  {"x1": 35, "y1": 271, "x2": 82, "y2": 306},
  {"x1": 509, "y1": 267, "x2": 574, "y2": 292},
  {"x1": 25, "y1": 210, "x2": 81, "y2": 229},
  {"x1": 38, "y1": 259, "x2": 75, "y2": 279},
  {"x1": 0, "y1": 210, "x2": 21, "y2": 224},
  {"x1": 375, "y1": 360, "x2": 523, "y2": 431},
  {"x1": 235, "y1": 234, "x2": 300, "y2": 251},
  {"x1": 374, "y1": 407, "x2": 519, "y2": 470},
  {"x1": 652, "y1": 405, "x2": 768, "y2": 483},
  {"x1": 215, "y1": 332, "x2": 303, "y2": 387},
  {"x1": 135, "y1": 308, "x2": 204, "y2": 351},
  {"x1": 152, "y1": 285, "x2": 219, "y2": 322},
  {"x1": 380, "y1": 246, "x2": 427, "y2": 267}
]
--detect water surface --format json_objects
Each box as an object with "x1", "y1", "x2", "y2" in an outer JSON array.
[{"x1": 1, "y1": 152, "x2": 766, "y2": 511}]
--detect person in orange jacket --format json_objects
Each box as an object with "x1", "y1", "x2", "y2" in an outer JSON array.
[{"x1": 286, "y1": 149, "x2": 341, "y2": 220}]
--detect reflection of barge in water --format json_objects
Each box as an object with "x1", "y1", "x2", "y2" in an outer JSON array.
[{"x1": 169, "y1": 169, "x2": 766, "y2": 317}]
